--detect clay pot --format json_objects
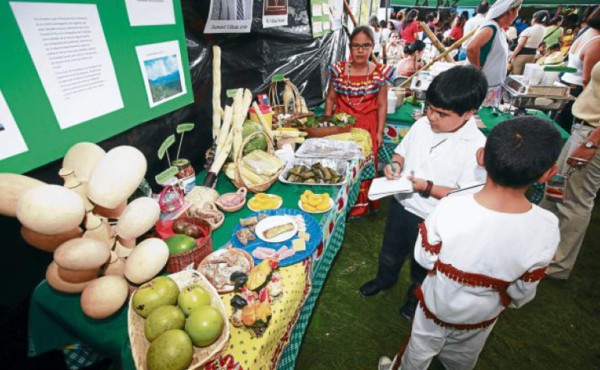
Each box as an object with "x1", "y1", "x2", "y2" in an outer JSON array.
[
  {"x1": 46, "y1": 261, "x2": 94, "y2": 293},
  {"x1": 17, "y1": 185, "x2": 85, "y2": 235},
  {"x1": 87, "y1": 146, "x2": 147, "y2": 209},
  {"x1": 83, "y1": 213, "x2": 116, "y2": 249},
  {"x1": 93, "y1": 202, "x2": 127, "y2": 219},
  {"x1": 63, "y1": 142, "x2": 106, "y2": 183},
  {"x1": 0, "y1": 174, "x2": 45, "y2": 217},
  {"x1": 103, "y1": 252, "x2": 126, "y2": 277},
  {"x1": 115, "y1": 238, "x2": 134, "y2": 258},
  {"x1": 58, "y1": 267, "x2": 99, "y2": 283},
  {"x1": 21, "y1": 226, "x2": 83, "y2": 253}
]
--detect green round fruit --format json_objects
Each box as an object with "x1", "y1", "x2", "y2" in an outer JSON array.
[
  {"x1": 166, "y1": 234, "x2": 197, "y2": 255},
  {"x1": 185, "y1": 305, "x2": 224, "y2": 347},
  {"x1": 178, "y1": 284, "x2": 211, "y2": 316},
  {"x1": 147, "y1": 329, "x2": 193, "y2": 370},
  {"x1": 132, "y1": 276, "x2": 180, "y2": 318},
  {"x1": 145, "y1": 305, "x2": 186, "y2": 342}
]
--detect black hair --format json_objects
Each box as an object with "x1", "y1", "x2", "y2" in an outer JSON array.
[
  {"x1": 532, "y1": 10, "x2": 550, "y2": 26},
  {"x1": 387, "y1": 21, "x2": 396, "y2": 30},
  {"x1": 404, "y1": 40, "x2": 425, "y2": 55},
  {"x1": 476, "y1": 1, "x2": 490, "y2": 15},
  {"x1": 426, "y1": 12, "x2": 438, "y2": 23},
  {"x1": 587, "y1": 6, "x2": 600, "y2": 30},
  {"x1": 461, "y1": 10, "x2": 470, "y2": 21},
  {"x1": 402, "y1": 9, "x2": 418, "y2": 29},
  {"x1": 369, "y1": 16, "x2": 380, "y2": 29},
  {"x1": 548, "y1": 42, "x2": 561, "y2": 50},
  {"x1": 425, "y1": 66, "x2": 488, "y2": 115},
  {"x1": 350, "y1": 25, "x2": 375, "y2": 45},
  {"x1": 549, "y1": 15, "x2": 563, "y2": 26},
  {"x1": 484, "y1": 117, "x2": 562, "y2": 188}
]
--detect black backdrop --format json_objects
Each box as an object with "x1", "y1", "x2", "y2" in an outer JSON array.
[{"x1": 0, "y1": 0, "x2": 347, "y2": 311}]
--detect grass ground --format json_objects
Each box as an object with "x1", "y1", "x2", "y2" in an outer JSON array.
[{"x1": 296, "y1": 198, "x2": 600, "y2": 370}]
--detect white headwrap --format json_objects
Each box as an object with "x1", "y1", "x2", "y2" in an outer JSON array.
[{"x1": 486, "y1": 0, "x2": 523, "y2": 20}]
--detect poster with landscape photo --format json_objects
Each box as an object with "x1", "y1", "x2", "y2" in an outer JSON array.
[{"x1": 136, "y1": 41, "x2": 186, "y2": 107}]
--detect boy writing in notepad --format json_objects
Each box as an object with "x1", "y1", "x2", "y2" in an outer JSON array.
[
  {"x1": 380, "y1": 117, "x2": 562, "y2": 370},
  {"x1": 360, "y1": 66, "x2": 488, "y2": 321}
]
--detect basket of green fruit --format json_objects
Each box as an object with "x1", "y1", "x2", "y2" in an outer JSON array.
[{"x1": 292, "y1": 113, "x2": 355, "y2": 138}]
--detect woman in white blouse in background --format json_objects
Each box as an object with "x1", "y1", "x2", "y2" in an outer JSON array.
[{"x1": 509, "y1": 11, "x2": 549, "y2": 75}]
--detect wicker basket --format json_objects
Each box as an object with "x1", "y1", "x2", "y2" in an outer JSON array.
[
  {"x1": 268, "y1": 78, "x2": 309, "y2": 117},
  {"x1": 128, "y1": 270, "x2": 230, "y2": 370},
  {"x1": 154, "y1": 216, "x2": 213, "y2": 273},
  {"x1": 231, "y1": 131, "x2": 281, "y2": 194},
  {"x1": 189, "y1": 202, "x2": 225, "y2": 230}
]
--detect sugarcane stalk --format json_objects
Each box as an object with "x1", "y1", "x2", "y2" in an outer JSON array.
[
  {"x1": 252, "y1": 101, "x2": 273, "y2": 141},
  {"x1": 212, "y1": 46, "x2": 222, "y2": 140},
  {"x1": 419, "y1": 22, "x2": 454, "y2": 63},
  {"x1": 400, "y1": 27, "x2": 478, "y2": 88},
  {"x1": 216, "y1": 105, "x2": 233, "y2": 150}
]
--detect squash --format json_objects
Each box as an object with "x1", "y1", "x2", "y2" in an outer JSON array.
[
  {"x1": 124, "y1": 238, "x2": 169, "y2": 284},
  {"x1": 63, "y1": 142, "x2": 106, "y2": 182},
  {"x1": 116, "y1": 197, "x2": 160, "y2": 240},
  {"x1": 80, "y1": 275, "x2": 129, "y2": 319},
  {"x1": 0, "y1": 174, "x2": 45, "y2": 217},
  {"x1": 54, "y1": 237, "x2": 110, "y2": 270},
  {"x1": 87, "y1": 146, "x2": 147, "y2": 209},
  {"x1": 17, "y1": 185, "x2": 85, "y2": 235}
]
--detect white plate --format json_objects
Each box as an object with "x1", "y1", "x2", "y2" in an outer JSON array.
[
  {"x1": 298, "y1": 198, "x2": 334, "y2": 214},
  {"x1": 247, "y1": 195, "x2": 282, "y2": 212},
  {"x1": 255, "y1": 215, "x2": 298, "y2": 243}
]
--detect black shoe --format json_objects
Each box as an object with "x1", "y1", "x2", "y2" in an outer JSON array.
[
  {"x1": 400, "y1": 302, "x2": 417, "y2": 321},
  {"x1": 359, "y1": 280, "x2": 385, "y2": 297}
]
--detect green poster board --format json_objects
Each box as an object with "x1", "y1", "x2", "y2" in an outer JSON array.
[{"x1": 0, "y1": 0, "x2": 193, "y2": 174}]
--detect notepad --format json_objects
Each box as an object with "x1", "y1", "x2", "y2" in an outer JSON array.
[{"x1": 368, "y1": 176, "x2": 414, "y2": 200}]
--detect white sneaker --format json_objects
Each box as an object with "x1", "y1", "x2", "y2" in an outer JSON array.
[{"x1": 378, "y1": 356, "x2": 392, "y2": 370}]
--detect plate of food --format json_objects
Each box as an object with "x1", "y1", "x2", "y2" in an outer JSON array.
[
  {"x1": 298, "y1": 190, "x2": 334, "y2": 213},
  {"x1": 197, "y1": 247, "x2": 254, "y2": 293},
  {"x1": 247, "y1": 193, "x2": 283, "y2": 212},
  {"x1": 231, "y1": 209, "x2": 323, "y2": 267},
  {"x1": 254, "y1": 215, "x2": 298, "y2": 243}
]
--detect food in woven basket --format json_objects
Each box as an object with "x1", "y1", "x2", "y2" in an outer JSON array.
[
  {"x1": 197, "y1": 248, "x2": 253, "y2": 292},
  {"x1": 166, "y1": 234, "x2": 197, "y2": 255},
  {"x1": 285, "y1": 162, "x2": 344, "y2": 184},
  {"x1": 223, "y1": 150, "x2": 284, "y2": 187},
  {"x1": 132, "y1": 276, "x2": 180, "y2": 318},
  {"x1": 172, "y1": 218, "x2": 205, "y2": 239},
  {"x1": 177, "y1": 284, "x2": 211, "y2": 316},
  {"x1": 300, "y1": 190, "x2": 331, "y2": 212},
  {"x1": 215, "y1": 187, "x2": 246, "y2": 212},
  {"x1": 247, "y1": 193, "x2": 282, "y2": 211},
  {"x1": 144, "y1": 305, "x2": 186, "y2": 342},
  {"x1": 185, "y1": 305, "x2": 224, "y2": 347},
  {"x1": 146, "y1": 329, "x2": 193, "y2": 370},
  {"x1": 291, "y1": 112, "x2": 355, "y2": 128}
]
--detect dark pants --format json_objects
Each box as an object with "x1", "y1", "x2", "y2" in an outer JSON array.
[{"x1": 376, "y1": 199, "x2": 427, "y2": 305}]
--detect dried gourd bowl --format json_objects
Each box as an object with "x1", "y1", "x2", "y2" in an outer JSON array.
[{"x1": 215, "y1": 187, "x2": 247, "y2": 213}]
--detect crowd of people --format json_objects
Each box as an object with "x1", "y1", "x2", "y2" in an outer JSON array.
[{"x1": 324, "y1": 2, "x2": 600, "y2": 369}]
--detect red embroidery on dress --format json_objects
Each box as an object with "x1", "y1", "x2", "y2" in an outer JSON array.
[
  {"x1": 520, "y1": 267, "x2": 547, "y2": 282},
  {"x1": 415, "y1": 286, "x2": 501, "y2": 330},
  {"x1": 434, "y1": 261, "x2": 512, "y2": 307},
  {"x1": 418, "y1": 222, "x2": 441, "y2": 255}
]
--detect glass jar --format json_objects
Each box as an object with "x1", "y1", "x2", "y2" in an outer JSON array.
[{"x1": 173, "y1": 159, "x2": 196, "y2": 194}]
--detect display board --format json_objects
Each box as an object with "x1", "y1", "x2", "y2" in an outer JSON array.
[{"x1": 0, "y1": 0, "x2": 193, "y2": 174}]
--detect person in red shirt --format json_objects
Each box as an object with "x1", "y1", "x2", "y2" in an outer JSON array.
[
  {"x1": 401, "y1": 9, "x2": 420, "y2": 44},
  {"x1": 325, "y1": 25, "x2": 396, "y2": 217},
  {"x1": 448, "y1": 14, "x2": 467, "y2": 42}
]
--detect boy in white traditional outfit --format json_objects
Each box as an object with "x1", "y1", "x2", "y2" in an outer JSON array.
[
  {"x1": 360, "y1": 66, "x2": 488, "y2": 321},
  {"x1": 379, "y1": 117, "x2": 563, "y2": 370}
]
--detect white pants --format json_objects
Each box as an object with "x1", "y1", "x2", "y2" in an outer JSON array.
[{"x1": 400, "y1": 306, "x2": 496, "y2": 370}]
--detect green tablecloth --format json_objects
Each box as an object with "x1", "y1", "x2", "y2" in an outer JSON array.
[{"x1": 28, "y1": 160, "x2": 368, "y2": 370}]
